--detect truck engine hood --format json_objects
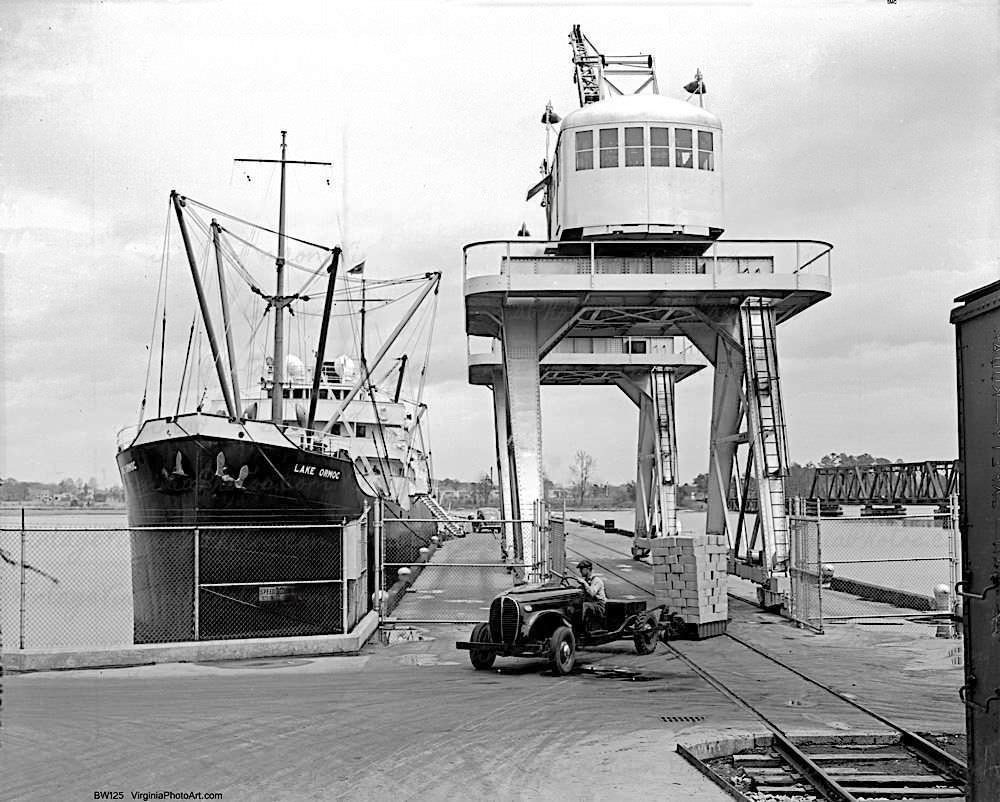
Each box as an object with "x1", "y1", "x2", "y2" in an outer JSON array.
[{"x1": 503, "y1": 585, "x2": 583, "y2": 606}]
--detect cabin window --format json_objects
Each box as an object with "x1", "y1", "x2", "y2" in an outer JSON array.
[
  {"x1": 355, "y1": 423, "x2": 368, "y2": 438},
  {"x1": 675, "y1": 128, "x2": 693, "y2": 168},
  {"x1": 627, "y1": 340, "x2": 648, "y2": 354},
  {"x1": 599, "y1": 128, "x2": 619, "y2": 168},
  {"x1": 292, "y1": 388, "x2": 304, "y2": 399},
  {"x1": 650, "y1": 127, "x2": 670, "y2": 166},
  {"x1": 624, "y1": 127, "x2": 644, "y2": 167},
  {"x1": 698, "y1": 130, "x2": 714, "y2": 170},
  {"x1": 319, "y1": 389, "x2": 329, "y2": 399},
  {"x1": 575, "y1": 130, "x2": 594, "y2": 170}
]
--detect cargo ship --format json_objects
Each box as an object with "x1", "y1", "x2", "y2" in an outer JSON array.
[{"x1": 116, "y1": 133, "x2": 442, "y2": 642}]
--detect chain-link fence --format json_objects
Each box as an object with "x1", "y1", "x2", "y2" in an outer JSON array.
[
  {"x1": 787, "y1": 516, "x2": 823, "y2": 633},
  {"x1": 1, "y1": 525, "x2": 133, "y2": 650},
  {"x1": 1, "y1": 521, "x2": 369, "y2": 651},
  {"x1": 784, "y1": 501, "x2": 960, "y2": 630},
  {"x1": 817, "y1": 507, "x2": 959, "y2": 622},
  {"x1": 379, "y1": 507, "x2": 539, "y2": 623}
]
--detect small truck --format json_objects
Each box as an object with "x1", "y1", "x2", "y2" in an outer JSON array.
[{"x1": 456, "y1": 573, "x2": 683, "y2": 675}]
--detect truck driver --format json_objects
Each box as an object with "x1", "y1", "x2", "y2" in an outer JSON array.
[{"x1": 575, "y1": 560, "x2": 607, "y2": 631}]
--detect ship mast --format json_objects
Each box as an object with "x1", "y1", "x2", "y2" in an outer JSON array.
[
  {"x1": 274, "y1": 131, "x2": 288, "y2": 424},
  {"x1": 235, "y1": 131, "x2": 332, "y2": 424}
]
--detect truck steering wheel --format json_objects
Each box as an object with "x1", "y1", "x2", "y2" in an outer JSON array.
[{"x1": 551, "y1": 570, "x2": 574, "y2": 589}]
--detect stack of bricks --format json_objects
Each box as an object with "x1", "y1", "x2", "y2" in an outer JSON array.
[{"x1": 651, "y1": 533, "x2": 728, "y2": 635}]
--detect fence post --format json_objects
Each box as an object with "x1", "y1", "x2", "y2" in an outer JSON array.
[
  {"x1": 787, "y1": 515, "x2": 797, "y2": 626},
  {"x1": 20, "y1": 508, "x2": 26, "y2": 650},
  {"x1": 193, "y1": 527, "x2": 200, "y2": 641},
  {"x1": 815, "y1": 515, "x2": 824, "y2": 633},
  {"x1": 341, "y1": 522, "x2": 348, "y2": 635},
  {"x1": 534, "y1": 499, "x2": 541, "y2": 581},
  {"x1": 948, "y1": 491, "x2": 960, "y2": 622},
  {"x1": 533, "y1": 498, "x2": 546, "y2": 584},
  {"x1": 373, "y1": 500, "x2": 385, "y2": 622}
]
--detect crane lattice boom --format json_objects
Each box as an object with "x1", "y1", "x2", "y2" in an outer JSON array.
[{"x1": 568, "y1": 24, "x2": 659, "y2": 106}]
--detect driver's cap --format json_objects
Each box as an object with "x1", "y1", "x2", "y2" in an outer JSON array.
[{"x1": 576, "y1": 560, "x2": 592, "y2": 570}]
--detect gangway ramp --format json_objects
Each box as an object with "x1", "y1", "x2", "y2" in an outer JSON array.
[{"x1": 420, "y1": 494, "x2": 469, "y2": 541}]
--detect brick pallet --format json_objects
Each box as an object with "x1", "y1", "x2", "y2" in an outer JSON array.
[{"x1": 651, "y1": 534, "x2": 728, "y2": 638}]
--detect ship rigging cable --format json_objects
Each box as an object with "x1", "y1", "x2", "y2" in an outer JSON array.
[
  {"x1": 184, "y1": 202, "x2": 427, "y2": 306},
  {"x1": 177, "y1": 238, "x2": 215, "y2": 415},
  {"x1": 182, "y1": 208, "x2": 268, "y2": 296},
  {"x1": 180, "y1": 195, "x2": 333, "y2": 253},
  {"x1": 210, "y1": 219, "x2": 334, "y2": 299},
  {"x1": 139, "y1": 197, "x2": 173, "y2": 425},
  {"x1": 403, "y1": 282, "x2": 440, "y2": 475}
]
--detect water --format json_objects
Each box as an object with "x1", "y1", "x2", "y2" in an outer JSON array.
[
  {"x1": 1, "y1": 509, "x2": 133, "y2": 650},
  {"x1": 566, "y1": 507, "x2": 957, "y2": 600},
  {"x1": 0, "y1": 508, "x2": 129, "y2": 528}
]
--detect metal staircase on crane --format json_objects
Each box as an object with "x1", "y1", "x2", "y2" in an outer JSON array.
[
  {"x1": 652, "y1": 368, "x2": 678, "y2": 536},
  {"x1": 741, "y1": 300, "x2": 790, "y2": 569}
]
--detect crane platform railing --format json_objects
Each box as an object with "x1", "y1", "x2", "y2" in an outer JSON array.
[{"x1": 463, "y1": 239, "x2": 833, "y2": 284}]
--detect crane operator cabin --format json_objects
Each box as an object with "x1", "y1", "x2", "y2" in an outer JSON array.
[{"x1": 547, "y1": 93, "x2": 724, "y2": 244}]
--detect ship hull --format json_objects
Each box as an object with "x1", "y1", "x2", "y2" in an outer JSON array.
[
  {"x1": 117, "y1": 429, "x2": 371, "y2": 642},
  {"x1": 117, "y1": 433, "x2": 367, "y2": 526}
]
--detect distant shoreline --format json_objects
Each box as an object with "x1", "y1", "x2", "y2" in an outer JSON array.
[{"x1": 0, "y1": 503, "x2": 126, "y2": 512}]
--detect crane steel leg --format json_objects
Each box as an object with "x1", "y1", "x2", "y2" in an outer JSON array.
[
  {"x1": 694, "y1": 316, "x2": 745, "y2": 549},
  {"x1": 617, "y1": 369, "x2": 678, "y2": 557},
  {"x1": 499, "y1": 305, "x2": 545, "y2": 581},
  {"x1": 495, "y1": 302, "x2": 579, "y2": 581},
  {"x1": 491, "y1": 375, "x2": 516, "y2": 566}
]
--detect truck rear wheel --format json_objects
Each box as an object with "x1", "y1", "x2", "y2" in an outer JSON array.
[
  {"x1": 633, "y1": 625, "x2": 658, "y2": 655},
  {"x1": 469, "y1": 622, "x2": 496, "y2": 670},
  {"x1": 550, "y1": 626, "x2": 576, "y2": 675}
]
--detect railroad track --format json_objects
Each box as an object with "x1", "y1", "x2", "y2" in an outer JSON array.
[
  {"x1": 669, "y1": 633, "x2": 967, "y2": 800},
  {"x1": 565, "y1": 525, "x2": 968, "y2": 801},
  {"x1": 566, "y1": 528, "x2": 639, "y2": 560},
  {"x1": 563, "y1": 541, "x2": 652, "y2": 597}
]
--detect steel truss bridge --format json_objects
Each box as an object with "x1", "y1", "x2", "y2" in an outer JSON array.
[{"x1": 807, "y1": 460, "x2": 958, "y2": 506}]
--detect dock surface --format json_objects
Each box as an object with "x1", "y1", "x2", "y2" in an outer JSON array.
[{"x1": 2, "y1": 518, "x2": 964, "y2": 800}]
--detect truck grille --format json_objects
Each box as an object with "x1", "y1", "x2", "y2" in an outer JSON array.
[
  {"x1": 489, "y1": 596, "x2": 521, "y2": 645},
  {"x1": 489, "y1": 598, "x2": 501, "y2": 638},
  {"x1": 500, "y1": 597, "x2": 520, "y2": 644}
]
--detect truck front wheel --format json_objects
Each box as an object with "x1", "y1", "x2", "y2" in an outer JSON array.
[
  {"x1": 550, "y1": 626, "x2": 576, "y2": 675},
  {"x1": 469, "y1": 622, "x2": 496, "y2": 670}
]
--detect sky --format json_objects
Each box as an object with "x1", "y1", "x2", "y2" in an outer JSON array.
[{"x1": 1, "y1": 0, "x2": 998, "y2": 487}]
